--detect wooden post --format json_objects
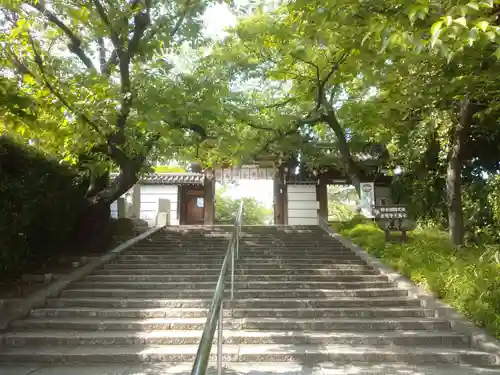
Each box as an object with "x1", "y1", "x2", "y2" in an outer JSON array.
[
  {"x1": 273, "y1": 165, "x2": 285, "y2": 225},
  {"x1": 204, "y1": 169, "x2": 216, "y2": 225},
  {"x1": 131, "y1": 184, "x2": 141, "y2": 218},
  {"x1": 117, "y1": 198, "x2": 126, "y2": 218},
  {"x1": 316, "y1": 177, "x2": 328, "y2": 219}
]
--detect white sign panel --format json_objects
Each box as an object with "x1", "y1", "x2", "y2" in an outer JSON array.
[{"x1": 359, "y1": 182, "x2": 375, "y2": 218}]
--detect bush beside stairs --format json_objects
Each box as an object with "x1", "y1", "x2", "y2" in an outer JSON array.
[{"x1": 0, "y1": 225, "x2": 500, "y2": 374}]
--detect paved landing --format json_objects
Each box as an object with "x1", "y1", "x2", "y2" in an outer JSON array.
[{"x1": 2, "y1": 363, "x2": 500, "y2": 375}]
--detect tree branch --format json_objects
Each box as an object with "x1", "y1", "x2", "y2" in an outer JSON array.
[
  {"x1": 93, "y1": 0, "x2": 123, "y2": 51},
  {"x1": 26, "y1": 35, "x2": 103, "y2": 137},
  {"x1": 112, "y1": 0, "x2": 151, "y2": 134},
  {"x1": 243, "y1": 120, "x2": 275, "y2": 131},
  {"x1": 141, "y1": 0, "x2": 190, "y2": 46},
  {"x1": 98, "y1": 37, "x2": 106, "y2": 72},
  {"x1": 257, "y1": 97, "x2": 296, "y2": 109},
  {"x1": 128, "y1": 0, "x2": 151, "y2": 57},
  {"x1": 171, "y1": 0, "x2": 191, "y2": 38},
  {"x1": 171, "y1": 121, "x2": 215, "y2": 140},
  {"x1": 29, "y1": 2, "x2": 96, "y2": 70},
  {"x1": 291, "y1": 53, "x2": 322, "y2": 111},
  {"x1": 102, "y1": 50, "x2": 118, "y2": 76}
]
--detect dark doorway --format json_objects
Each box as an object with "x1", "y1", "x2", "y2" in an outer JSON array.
[{"x1": 180, "y1": 186, "x2": 205, "y2": 225}]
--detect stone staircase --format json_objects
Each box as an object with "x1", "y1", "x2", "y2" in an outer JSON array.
[{"x1": 0, "y1": 225, "x2": 499, "y2": 375}]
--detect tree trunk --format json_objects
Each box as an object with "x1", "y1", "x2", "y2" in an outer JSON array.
[
  {"x1": 446, "y1": 97, "x2": 475, "y2": 246},
  {"x1": 204, "y1": 170, "x2": 216, "y2": 225},
  {"x1": 323, "y1": 110, "x2": 362, "y2": 196},
  {"x1": 273, "y1": 165, "x2": 286, "y2": 225}
]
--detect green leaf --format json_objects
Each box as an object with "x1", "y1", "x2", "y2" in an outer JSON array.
[
  {"x1": 494, "y1": 47, "x2": 500, "y2": 60},
  {"x1": 455, "y1": 17, "x2": 467, "y2": 27},
  {"x1": 361, "y1": 32, "x2": 372, "y2": 46},
  {"x1": 467, "y1": 2, "x2": 480, "y2": 10},
  {"x1": 444, "y1": 16, "x2": 453, "y2": 26},
  {"x1": 468, "y1": 28, "x2": 478, "y2": 46},
  {"x1": 431, "y1": 20, "x2": 444, "y2": 37},
  {"x1": 408, "y1": 6, "x2": 420, "y2": 24},
  {"x1": 478, "y1": 0, "x2": 494, "y2": 8},
  {"x1": 477, "y1": 20, "x2": 489, "y2": 32}
]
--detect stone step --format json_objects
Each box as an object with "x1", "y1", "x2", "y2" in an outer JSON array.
[
  {"x1": 130, "y1": 245, "x2": 228, "y2": 250},
  {"x1": 238, "y1": 259, "x2": 366, "y2": 265},
  {"x1": 2, "y1": 330, "x2": 468, "y2": 347},
  {"x1": 92, "y1": 267, "x2": 381, "y2": 276},
  {"x1": 124, "y1": 251, "x2": 355, "y2": 257},
  {"x1": 0, "y1": 344, "x2": 494, "y2": 365},
  {"x1": 103, "y1": 263, "x2": 374, "y2": 270},
  {"x1": 10, "y1": 317, "x2": 451, "y2": 331},
  {"x1": 71, "y1": 281, "x2": 394, "y2": 290},
  {"x1": 117, "y1": 254, "x2": 361, "y2": 261},
  {"x1": 239, "y1": 253, "x2": 359, "y2": 258},
  {"x1": 227, "y1": 330, "x2": 468, "y2": 346},
  {"x1": 30, "y1": 306, "x2": 433, "y2": 319},
  {"x1": 47, "y1": 296, "x2": 421, "y2": 309},
  {"x1": 60, "y1": 287, "x2": 408, "y2": 299},
  {"x1": 12, "y1": 362, "x2": 500, "y2": 375},
  {"x1": 84, "y1": 273, "x2": 389, "y2": 282},
  {"x1": 110, "y1": 259, "x2": 367, "y2": 266}
]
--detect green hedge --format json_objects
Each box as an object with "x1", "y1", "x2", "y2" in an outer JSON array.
[
  {"x1": 0, "y1": 137, "x2": 86, "y2": 279},
  {"x1": 337, "y1": 219, "x2": 500, "y2": 339}
]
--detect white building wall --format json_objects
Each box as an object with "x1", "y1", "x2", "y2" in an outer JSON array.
[
  {"x1": 111, "y1": 201, "x2": 118, "y2": 218},
  {"x1": 140, "y1": 185, "x2": 179, "y2": 227},
  {"x1": 287, "y1": 185, "x2": 318, "y2": 225}
]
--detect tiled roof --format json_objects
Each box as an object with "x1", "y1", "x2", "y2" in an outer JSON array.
[
  {"x1": 110, "y1": 172, "x2": 204, "y2": 185},
  {"x1": 140, "y1": 173, "x2": 204, "y2": 185}
]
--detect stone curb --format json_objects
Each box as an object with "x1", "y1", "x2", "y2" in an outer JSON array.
[
  {"x1": 0, "y1": 225, "x2": 164, "y2": 331},
  {"x1": 321, "y1": 226, "x2": 500, "y2": 364}
]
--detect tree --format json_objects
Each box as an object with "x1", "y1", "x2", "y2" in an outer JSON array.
[
  {"x1": 328, "y1": 185, "x2": 358, "y2": 221},
  {"x1": 0, "y1": 0, "x2": 232, "y2": 207},
  {"x1": 216, "y1": 186, "x2": 272, "y2": 225}
]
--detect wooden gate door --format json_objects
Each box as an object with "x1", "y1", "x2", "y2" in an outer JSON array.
[{"x1": 185, "y1": 194, "x2": 204, "y2": 225}]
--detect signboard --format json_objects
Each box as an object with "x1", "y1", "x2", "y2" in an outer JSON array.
[
  {"x1": 214, "y1": 165, "x2": 275, "y2": 182},
  {"x1": 372, "y1": 205, "x2": 409, "y2": 241},
  {"x1": 359, "y1": 182, "x2": 375, "y2": 218}
]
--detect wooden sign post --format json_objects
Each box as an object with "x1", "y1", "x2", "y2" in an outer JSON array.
[{"x1": 372, "y1": 205, "x2": 410, "y2": 243}]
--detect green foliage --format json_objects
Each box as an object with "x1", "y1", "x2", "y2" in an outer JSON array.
[
  {"x1": 215, "y1": 186, "x2": 272, "y2": 225},
  {"x1": 338, "y1": 219, "x2": 500, "y2": 339},
  {"x1": 1, "y1": 0, "x2": 248, "y2": 204},
  {"x1": 0, "y1": 137, "x2": 86, "y2": 279},
  {"x1": 328, "y1": 185, "x2": 358, "y2": 221},
  {"x1": 153, "y1": 165, "x2": 186, "y2": 173}
]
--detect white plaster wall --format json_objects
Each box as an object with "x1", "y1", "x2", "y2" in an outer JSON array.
[
  {"x1": 111, "y1": 201, "x2": 118, "y2": 219},
  {"x1": 287, "y1": 185, "x2": 318, "y2": 225},
  {"x1": 140, "y1": 185, "x2": 179, "y2": 227}
]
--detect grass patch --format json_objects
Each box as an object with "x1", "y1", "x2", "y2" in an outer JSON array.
[{"x1": 337, "y1": 219, "x2": 500, "y2": 339}]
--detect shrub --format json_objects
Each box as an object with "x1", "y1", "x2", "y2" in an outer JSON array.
[
  {"x1": 337, "y1": 219, "x2": 500, "y2": 339},
  {"x1": 0, "y1": 137, "x2": 86, "y2": 279}
]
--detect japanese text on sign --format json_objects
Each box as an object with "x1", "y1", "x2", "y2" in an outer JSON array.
[{"x1": 372, "y1": 205, "x2": 408, "y2": 219}]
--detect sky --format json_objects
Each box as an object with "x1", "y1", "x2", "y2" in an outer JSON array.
[{"x1": 202, "y1": 3, "x2": 238, "y2": 40}]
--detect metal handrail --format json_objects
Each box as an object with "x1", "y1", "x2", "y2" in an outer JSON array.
[{"x1": 191, "y1": 201, "x2": 244, "y2": 375}]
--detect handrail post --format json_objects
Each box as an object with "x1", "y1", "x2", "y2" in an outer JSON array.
[
  {"x1": 236, "y1": 226, "x2": 239, "y2": 259},
  {"x1": 217, "y1": 303, "x2": 223, "y2": 375},
  {"x1": 230, "y1": 243, "x2": 235, "y2": 300}
]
